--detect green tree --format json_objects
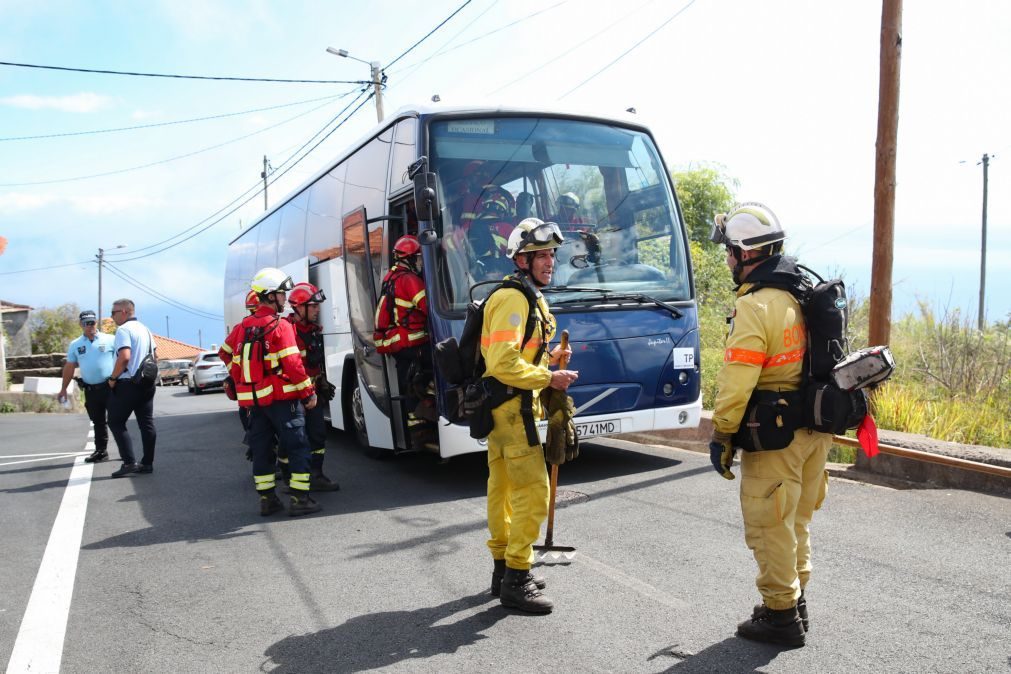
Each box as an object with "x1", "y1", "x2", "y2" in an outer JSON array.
[
  {"x1": 29, "y1": 303, "x2": 81, "y2": 354},
  {"x1": 673, "y1": 165, "x2": 738, "y2": 243}
]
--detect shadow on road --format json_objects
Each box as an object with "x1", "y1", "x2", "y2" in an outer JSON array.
[
  {"x1": 262, "y1": 592, "x2": 508, "y2": 673},
  {"x1": 78, "y1": 407, "x2": 702, "y2": 552},
  {"x1": 649, "y1": 636, "x2": 785, "y2": 672}
]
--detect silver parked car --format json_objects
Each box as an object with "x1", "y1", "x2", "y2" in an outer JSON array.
[{"x1": 187, "y1": 351, "x2": 228, "y2": 394}]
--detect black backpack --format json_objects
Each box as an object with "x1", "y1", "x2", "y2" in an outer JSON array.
[
  {"x1": 736, "y1": 265, "x2": 866, "y2": 449},
  {"x1": 434, "y1": 276, "x2": 544, "y2": 434}
]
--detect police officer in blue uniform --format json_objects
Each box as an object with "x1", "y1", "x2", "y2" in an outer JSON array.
[{"x1": 59, "y1": 310, "x2": 116, "y2": 463}]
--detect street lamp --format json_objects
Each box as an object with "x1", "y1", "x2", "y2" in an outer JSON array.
[
  {"x1": 326, "y1": 46, "x2": 384, "y2": 123},
  {"x1": 97, "y1": 245, "x2": 126, "y2": 326}
]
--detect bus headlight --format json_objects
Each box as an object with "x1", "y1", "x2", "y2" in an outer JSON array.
[
  {"x1": 677, "y1": 371, "x2": 689, "y2": 385},
  {"x1": 662, "y1": 382, "x2": 674, "y2": 396}
]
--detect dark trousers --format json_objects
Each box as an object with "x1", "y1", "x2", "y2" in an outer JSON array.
[
  {"x1": 305, "y1": 401, "x2": 327, "y2": 469},
  {"x1": 108, "y1": 380, "x2": 157, "y2": 466},
  {"x1": 82, "y1": 385, "x2": 110, "y2": 452},
  {"x1": 248, "y1": 400, "x2": 311, "y2": 491},
  {"x1": 393, "y1": 344, "x2": 431, "y2": 414}
]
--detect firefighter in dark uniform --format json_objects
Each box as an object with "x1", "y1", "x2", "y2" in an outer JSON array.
[
  {"x1": 373, "y1": 235, "x2": 435, "y2": 436},
  {"x1": 286, "y1": 282, "x2": 338, "y2": 491},
  {"x1": 225, "y1": 267, "x2": 321, "y2": 517}
]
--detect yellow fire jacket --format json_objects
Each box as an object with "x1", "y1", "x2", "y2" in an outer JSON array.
[
  {"x1": 713, "y1": 284, "x2": 806, "y2": 436},
  {"x1": 480, "y1": 285, "x2": 556, "y2": 419}
]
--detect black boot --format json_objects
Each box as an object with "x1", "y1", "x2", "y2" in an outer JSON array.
[
  {"x1": 797, "y1": 590, "x2": 808, "y2": 632},
  {"x1": 288, "y1": 493, "x2": 322, "y2": 517},
  {"x1": 753, "y1": 590, "x2": 808, "y2": 632},
  {"x1": 737, "y1": 604, "x2": 806, "y2": 647},
  {"x1": 499, "y1": 566, "x2": 553, "y2": 614},
  {"x1": 310, "y1": 467, "x2": 340, "y2": 492},
  {"x1": 259, "y1": 491, "x2": 284, "y2": 517},
  {"x1": 491, "y1": 559, "x2": 546, "y2": 597}
]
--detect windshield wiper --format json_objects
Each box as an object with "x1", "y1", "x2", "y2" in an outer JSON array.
[
  {"x1": 542, "y1": 285, "x2": 610, "y2": 294},
  {"x1": 547, "y1": 287, "x2": 684, "y2": 318}
]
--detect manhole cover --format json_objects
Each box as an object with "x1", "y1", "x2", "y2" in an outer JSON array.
[{"x1": 554, "y1": 489, "x2": 588, "y2": 506}]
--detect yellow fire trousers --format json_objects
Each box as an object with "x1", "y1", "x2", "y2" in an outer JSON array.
[
  {"x1": 486, "y1": 399, "x2": 549, "y2": 571},
  {"x1": 740, "y1": 429, "x2": 831, "y2": 610}
]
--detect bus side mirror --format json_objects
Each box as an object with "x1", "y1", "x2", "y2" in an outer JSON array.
[
  {"x1": 418, "y1": 229, "x2": 438, "y2": 246},
  {"x1": 413, "y1": 172, "x2": 439, "y2": 222}
]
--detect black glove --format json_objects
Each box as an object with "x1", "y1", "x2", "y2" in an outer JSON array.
[
  {"x1": 315, "y1": 378, "x2": 336, "y2": 402},
  {"x1": 709, "y1": 431, "x2": 736, "y2": 480}
]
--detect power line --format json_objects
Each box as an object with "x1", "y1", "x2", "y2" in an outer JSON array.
[
  {"x1": 389, "y1": 0, "x2": 569, "y2": 76},
  {"x1": 103, "y1": 262, "x2": 223, "y2": 320},
  {"x1": 385, "y1": 0, "x2": 476, "y2": 69},
  {"x1": 389, "y1": 0, "x2": 500, "y2": 83},
  {"x1": 105, "y1": 88, "x2": 368, "y2": 259},
  {"x1": 0, "y1": 60, "x2": 368, "y2": 85},
  {"x1": 487, "y1": 0, "x2": 661, "y2": 96},
  {"x1": 110, "y1": 92, "x2": 375, "y2": 263},
  {"x1": 0, "y1": 95, "x2": 338, "y2": 187},
  {"x1": 559, "y1": 0, "x2": 697, "y2": 99},
  {"x1": 0, "y1": 260, "x2": 92, "y2": 276},
  {"x1": 0, "y1": 94, "x2": 342, "y2": 142}
]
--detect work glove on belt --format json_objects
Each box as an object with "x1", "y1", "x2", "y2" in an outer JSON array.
[
  {"x1": 710, "y1": 430, "x2": 737, "y2": 480},
  {"x1": 541, "y1": 387, "x2": 579, "y2": 466},
  {"x1": 315, "y1": 376, "x2": 336, "y2": 402}
]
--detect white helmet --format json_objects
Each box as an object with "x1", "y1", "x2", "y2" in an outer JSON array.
[
  {"x1": 250, "y1": 267, "x2": 294, "y2": 295},
  {"x1": 506, "y1": 218, "x2": 564, "y2": 259},
  {"x1": 710, "y1": 202, "x2": 785, "y2": 251}
]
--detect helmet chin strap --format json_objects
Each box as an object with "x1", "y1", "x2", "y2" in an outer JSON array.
[{"x1": 730, "y1": 247, "x2": 774, "y2": 285}]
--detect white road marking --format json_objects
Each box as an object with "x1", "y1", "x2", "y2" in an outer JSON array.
[
  {"x1": 0, "y1": 454, "x2": 89, "y2": 468},
  {"x1": 6, "y1": 454, "x2": 93, "y2": 674}
]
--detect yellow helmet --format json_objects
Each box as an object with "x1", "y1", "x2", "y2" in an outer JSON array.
[
  {"x1": 506, "y1": 218, "x2": 564, "y2": 259},
  {"x1": 250, "y1": 267, "x2": 294, "y2": 295}
]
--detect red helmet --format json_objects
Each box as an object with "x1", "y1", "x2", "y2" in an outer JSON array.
[
  {"x1": 245, "y1": 290, "x2": 260, "y2": 312},
  {"x1": 288, "y1": 282, "x2": 326, "y2": 307},
  {"x1": 393, "y1": 235, "x2": 421, "y2": 260}
]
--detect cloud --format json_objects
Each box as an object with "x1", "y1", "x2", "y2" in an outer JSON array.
[
  {"x1": 69, "y1": 194, "x2": 156, "y2": 215},
  {"x1": 0, "y1": 192, "x2": 154, "y2": 216},
  {"x1": 0, "y1": 92, "x2": 113, "y2": 113},
  {"x1": 0, "y1": 193, "x2": 59, "y2": 213}
]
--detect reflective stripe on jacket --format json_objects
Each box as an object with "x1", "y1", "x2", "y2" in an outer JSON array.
[
  {"x1": 374, "y1": 263, "x2": 429, "y2": 353},
  {"x1": 713, "y1": 284, "x2": 806, "y2": 436},
  {"x1": 223, "y1": 306, "x2": 314, "y2": 407},
  {"x1": 481, "y1": 285, "x2": 555, "y2": 420}
]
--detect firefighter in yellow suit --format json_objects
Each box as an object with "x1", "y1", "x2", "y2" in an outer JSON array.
[
  {"x1": 709, "y1": 203, "x2": 832, "y2": 648},
  {"x1": 482, "y1": 218, "x2": 577, "y2": 614}
]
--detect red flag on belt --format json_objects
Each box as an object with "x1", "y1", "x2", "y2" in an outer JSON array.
[{"x1": 857, "y1": 414, "x2": 880, "y2": 458}]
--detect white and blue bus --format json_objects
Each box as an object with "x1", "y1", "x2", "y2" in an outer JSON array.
[{"x1": 224, "y1": 104, "x2": 701, "y2": 459}]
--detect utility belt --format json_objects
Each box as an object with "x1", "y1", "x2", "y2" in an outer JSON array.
[
  {"x1": 467, "y1": 377, "x2": 539, "y2": 446},
  {"x1": 733, "y1": 381, "x2": 868, "y2": 452},
  {"x1": 76, "y1": 377, "x2": 109, "y2": 392}
]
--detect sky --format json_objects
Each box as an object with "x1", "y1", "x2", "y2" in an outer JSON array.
[{"x1": 1, "y1": 0, "x2": 1008, "y2": 350}]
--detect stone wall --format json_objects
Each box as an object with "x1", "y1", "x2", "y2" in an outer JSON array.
[{"x1": 7, "y1": 353, "x2": 64, "y2": 384}]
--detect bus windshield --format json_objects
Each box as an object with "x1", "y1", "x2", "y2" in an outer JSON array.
[{"x1": 429, "y1": 116, "x2": 691, "y2": 312}]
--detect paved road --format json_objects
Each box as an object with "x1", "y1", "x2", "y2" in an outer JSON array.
[{"x1": 1, "y1": 386, "x2": 1008, "y2": 673}]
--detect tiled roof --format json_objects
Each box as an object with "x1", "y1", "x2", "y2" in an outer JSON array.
[
  {"x1": 0, "y1": 299, "x2": 32, "y2": 312},
  {"x1": 153, "y1": 334, "x2": 202, "y2": 360}
]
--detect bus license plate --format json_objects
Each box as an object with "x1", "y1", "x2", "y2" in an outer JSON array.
[{"x1": 575, "y1": 419, "x2": 621, "y2": 439}]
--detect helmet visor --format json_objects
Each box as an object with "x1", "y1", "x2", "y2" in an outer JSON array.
[
  {"x1": 278, "y1": 276, "x2": 294, "y2": 292},
  {"x1": 307, "y1": 289, "x2": 326, "y2": 304},
  {"x1": 524, "y1": 222, "x2": 564, "y2": 246},
  {"x1": 709, "y1": 219, "x2": 730, "y2": 246}
]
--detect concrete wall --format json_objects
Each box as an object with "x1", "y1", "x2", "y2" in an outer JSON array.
[{"x1": 6, "y1": 353, "x2": 64, "y2": 384}]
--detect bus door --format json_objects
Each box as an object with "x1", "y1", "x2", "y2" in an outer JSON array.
[{"x1": 340, "y1": 206, "x2": 405, "y2": 452}]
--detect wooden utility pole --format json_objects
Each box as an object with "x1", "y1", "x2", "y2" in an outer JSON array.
[
  {"x1": 977, "y1": 153, "x2": 990, "y2": 330},
  {"x1": 869, "y1": 0, "x2": 902, "y2": 347}
]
